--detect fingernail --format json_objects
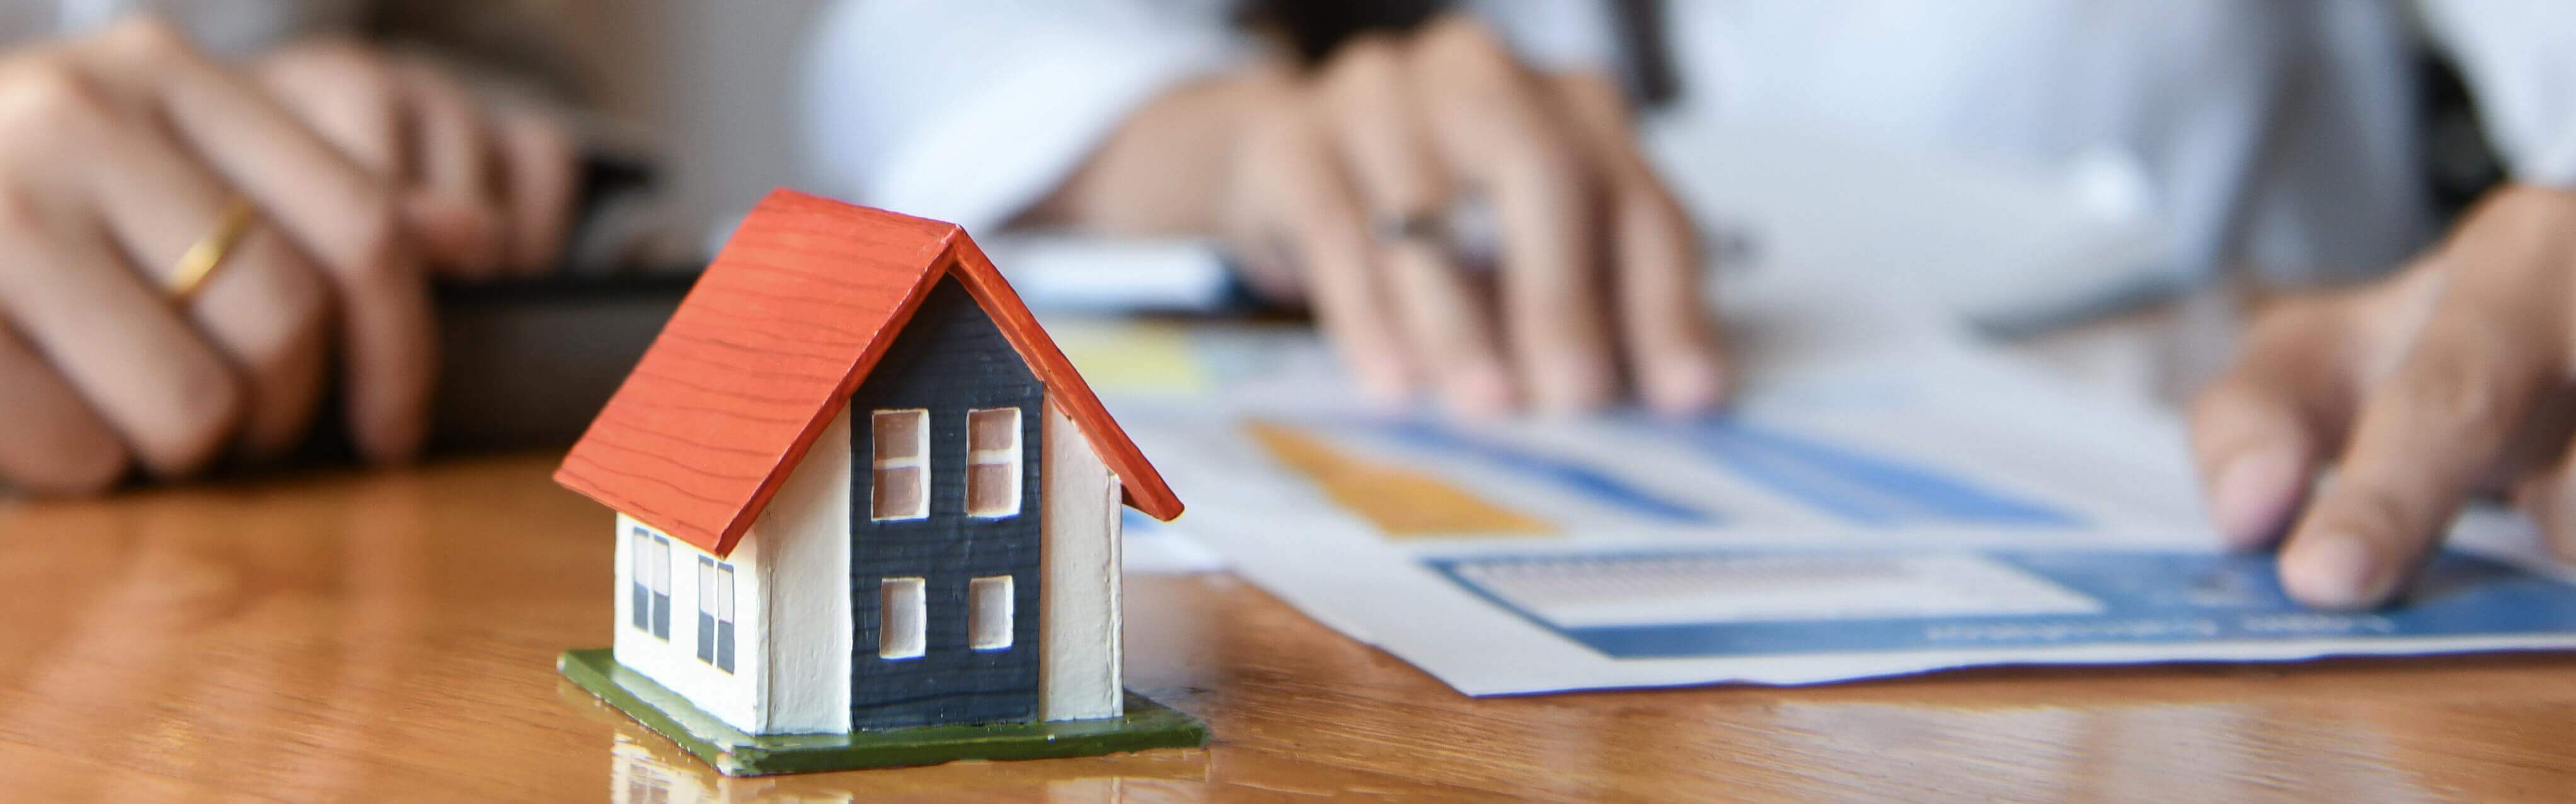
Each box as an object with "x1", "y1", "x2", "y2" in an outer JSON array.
[
  {"x1": 2209, "y1": 448, "x2": 2300, "y2": 549},
  {"x1": 1530, "y1": 357, "x2": 1614, "y2": 415},
  {"x1": 1354, "y1": 359, "x2": 1411, "y2": 410},
  {"x1": 2281, "y1": 534, "x2": 2386, "y2": 610},
  {"x1": 1443, "y1": 362, "x2": 1516, "y2": 420},
  {"x1": 1644, "y1": 356, "x2": 1728, "y2": 413}
]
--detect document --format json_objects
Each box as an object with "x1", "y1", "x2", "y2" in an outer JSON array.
[{"x1": 1054, "y1": 284, "x2": 2576, "y2": 696}]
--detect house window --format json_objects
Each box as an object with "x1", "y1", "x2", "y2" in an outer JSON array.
[
  {"x1": 696, "y1": 558, "x2": 736, "y2": 674},
  {"x1": 968, "y1": 575, "x2": 1014, "y2": 650},
  {"x1": 629, "y1": 527, "x2": 650, "y2": 631},
  {"x1": 965, "y1": 408, "x2": 1022, "y2": 517},
  {"x1": 879, "y1": 578, "x2": 926, "y2": 660},
  {"x1": 632, "y1": 529, "x2": 670, "y2": 640},
  {"x1": 871, "y1": 410, "x2": 929, "y2": 520}
]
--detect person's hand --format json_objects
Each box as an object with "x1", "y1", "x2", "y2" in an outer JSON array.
[
  {"x1": 255, "y1": 39, "x2": 577, "y2": 279},
  {"x1": 1031, "y1": 14, "x2": 1725, "y2": 416},
  {"x1": 0, "y1": 19, "x2": 457, "y2": 493},
  {"x1": 2190, "y1": 185, "x2": 2576, "y2": 609}
]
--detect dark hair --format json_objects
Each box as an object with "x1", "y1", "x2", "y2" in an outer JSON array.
[
  {"x1": 1234, "y1": 0, "x2": 1676, "y2": 106},
  {"x1": 1236, "y1": 0, "x2": 1444, "y2": 66}
]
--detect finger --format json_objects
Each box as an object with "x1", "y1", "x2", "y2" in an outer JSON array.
[
  {"x1": 1316, "y1": 35, "x2": 1511, "y2": 415},
  {"x1": 81, "y1": 115, "x2": 331, "y2": 460},
  {"x1": 2185, "y1": 294, "x2": 2359, "y2": 550},
  {"x1": 393, "y1": 59, "x2": 505, "y2": 276},
  {"x1": 400, "y1": 191, "x2": 498, "y2": 279},
  {"x1": 1383, "y1": 241, "x2": 1514, "y2": 415},
  {"x1": 254, "y1": 40, "x2": 403, "y2": 175},
  {"x1": 0, "y1": 322, "x2": 127, "y2": 493},
  {"x1": 2280, "y1": 272, "x2": 2563, "y2": 609},
  {"x1": 491, "y1": 108, "x2": 576, "y2": 274},
  {"x1": 176, "y1": 227, "x2": 330, "y2": 458},
  {"x1": 88, "y1": 18, "x2": 434, "y2": 462},
  {"x1": 1543, "y1": 72, "x2": 1726, "y2": 412},
  {"x1": 1410, "y1": 18, "x2": 1615, "y2": 412},
  {"x1": 1236, "y1": 103, "x2": 1412, "y2": 402}
]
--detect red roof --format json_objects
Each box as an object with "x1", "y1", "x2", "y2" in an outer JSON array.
[{"x1": 555, "y1": 189, "x2": 1183, "y2": 557}]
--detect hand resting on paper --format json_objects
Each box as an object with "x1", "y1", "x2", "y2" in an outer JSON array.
[
  {"x1": 1025, "y1": 14, "x2": 1725, "y2": 418},
  {"x1": 2190, "y1": 185, "x2": 2576, "y2": 609}
]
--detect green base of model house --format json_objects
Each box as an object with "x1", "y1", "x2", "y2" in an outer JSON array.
[{"x1": 558, "y1": 648, "x2": 1209, "y2": 776}]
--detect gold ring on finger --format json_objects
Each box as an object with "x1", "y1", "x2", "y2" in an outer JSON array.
[{"x1": 168, "y1": 197, "x2": 258, "y2": 304}]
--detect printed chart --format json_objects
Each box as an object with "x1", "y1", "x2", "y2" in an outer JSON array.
[
  {"x1": 1241, "y1": 415, "x2": 2081, "y2": 538},
  {"x1": 1660, "y1": 417, "x2": 2081, "y2": 527},
  {"x1": 1428, "y1": 549, "x2": 2576, "y2": 659}
]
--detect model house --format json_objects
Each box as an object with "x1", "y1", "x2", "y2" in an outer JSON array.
[{"x1": 553, "y1": 190, "x2": 1196, "y2": 773}]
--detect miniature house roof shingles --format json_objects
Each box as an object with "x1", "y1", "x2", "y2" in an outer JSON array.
[{"x1": 555, "y1": 190, "x2": 1183, "y2": 557}]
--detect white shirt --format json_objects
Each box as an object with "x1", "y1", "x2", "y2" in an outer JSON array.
[{"x1": 800, "y1": 1, "x2": 2576, "y2": 289}]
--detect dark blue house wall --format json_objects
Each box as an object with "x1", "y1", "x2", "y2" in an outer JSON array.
[{"x1": 847, "y1": 275, "x2": 1045, "y2": 730}]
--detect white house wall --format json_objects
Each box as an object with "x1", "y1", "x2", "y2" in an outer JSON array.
[
  {"x1": 752, "y1": 406, "x2": 855, "y2": 734},
  {"x1": 612, "y1": 512, "x2": 763, "y2": 733},
  {"x1": 1038, "y1": 399, "x2": 1124, "y2": 721}
]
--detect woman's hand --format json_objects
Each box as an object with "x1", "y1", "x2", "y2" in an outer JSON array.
[
  {"x1": 2190, "y1": 185, "x2": 2576, "y2": 609},
  {"x1": 0, "y1": 18, "x2": 574, "y2": 495},
  {"x1": 256, "y1": 39, "x2": 578, "y2": 280},
  {"x1": 1032, "y1": 14, "x2": 1725, "y2": 417}
]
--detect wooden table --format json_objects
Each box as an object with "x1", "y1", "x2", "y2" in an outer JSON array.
[{"x1": 8, "y1": 453, "x2": 2576, "y2": 801}]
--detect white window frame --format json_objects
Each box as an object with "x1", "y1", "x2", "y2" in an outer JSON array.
[
  {"x1": 628, "y1": 527, "x2": 652, "y2": 632},
  {"x1": 967, "y1": 575, "x2": 1014, "y2": 650},
  {"x1": 697, "y1": 558, "x2": 736, "y2": 673},
  {"x1": 871, "y1": 409, "x2": 931, "y2": 521},
  {"x1": 879, "y1": 577, "x2": 927, "y2": 660},
  {"x1": 965, "y1": 407, "x2": 1023, "y2": 518},
  {"x1": 640, "y1": 532, "x2": 671, "y2": 640}
]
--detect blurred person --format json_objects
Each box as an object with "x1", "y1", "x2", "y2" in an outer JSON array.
[
  {"x1": 0, "y1": 0, "x2": 582, "y2": 495},
  {"x1": 803, "y1": 1, "x2": 2576, "y2": 609}
]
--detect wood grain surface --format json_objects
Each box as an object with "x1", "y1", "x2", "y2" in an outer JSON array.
[{"x1": 8, "y1": 452, "x2": 2576, "y2": 801}]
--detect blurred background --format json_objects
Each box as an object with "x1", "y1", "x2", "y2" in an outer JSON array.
[{"x1": 0, "y1": 0, "x2": 2554, "y2": 487}]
